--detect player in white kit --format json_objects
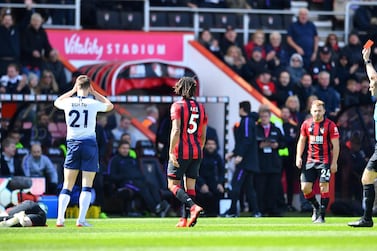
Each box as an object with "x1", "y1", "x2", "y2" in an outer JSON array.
[{"x1": 54, "y1": 75, "x2": 113, "y2": 227}]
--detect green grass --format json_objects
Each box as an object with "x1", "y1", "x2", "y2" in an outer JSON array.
[{"x1": 1, "y1": 217, "x2": 377, "y2": 250}]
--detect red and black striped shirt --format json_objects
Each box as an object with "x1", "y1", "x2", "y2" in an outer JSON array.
[
  {"x1": 170, "y1": 98, "x2": 208, "y2": 160},
  {"x1": 300, "y1": 117, "x2": 339, "y2": 164}
]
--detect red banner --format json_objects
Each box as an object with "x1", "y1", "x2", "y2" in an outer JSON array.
[{"x1": 46, "y1": 30, "x2": 185, "y2": 61}]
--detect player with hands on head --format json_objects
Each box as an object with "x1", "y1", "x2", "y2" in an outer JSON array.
[
  {"x1": 54, "y1": 75, "x2": 113, "y2": 227},
  {"x1": 348, "y1": 42, "x2": 377, "y2": 227},
  {"x1": 296, "y1": 99, "x2": 339, "y2": 223}
]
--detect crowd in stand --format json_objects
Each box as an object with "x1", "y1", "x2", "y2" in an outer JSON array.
[{"x1": 2, "y1": 0, "x2": 377, "y2": 218}]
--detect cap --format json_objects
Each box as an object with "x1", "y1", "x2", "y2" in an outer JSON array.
[{"x1": 320, "y1": 46, "x2": 331, "y2": 54}]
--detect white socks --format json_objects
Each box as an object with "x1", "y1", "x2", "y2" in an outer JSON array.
[
  {"x1": 77, "y1": 191, "x2": 91, "y2": 223},
  {"x1": 57, "y1": 193, "x2": 71, "y2": 223}
]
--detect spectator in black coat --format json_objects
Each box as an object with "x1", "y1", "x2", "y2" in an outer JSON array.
[
  {"x1": 20, "y1": 13, "x2": 55, "y2": 78},
  {"x1": 275, "y1": 70, "x2": 295, "y2": 108},
  {"x1": 196, "y1": 138, "x2": 225, "y2": 216},
  {"x1": 341, "y1": 78, "x2": 360, "y2": 108},
  {"x1": 0, "y1": 11, "x2": 21, "y2": 76}
]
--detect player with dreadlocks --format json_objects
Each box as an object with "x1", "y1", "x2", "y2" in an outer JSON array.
[{"x1": 167, "y1": 77, "x2": 208, "y2": 227}]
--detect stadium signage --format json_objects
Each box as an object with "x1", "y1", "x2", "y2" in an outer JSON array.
[{"x1": 47, "y1": 30, "x2": 184, "y2": 61}]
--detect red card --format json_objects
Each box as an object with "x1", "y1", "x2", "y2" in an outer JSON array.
[{"x1": 364, "y1": 39, "x2": 374, "y2": 49}]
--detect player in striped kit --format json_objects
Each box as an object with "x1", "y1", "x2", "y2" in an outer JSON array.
[
  {"x1": 296, "y1": 99, "x2": 339, "y2": 223},
  {"x1": 167, "y1": 77, "x2": 207, "y2": 227}
]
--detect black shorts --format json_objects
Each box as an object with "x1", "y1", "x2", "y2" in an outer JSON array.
[
  {"x1": 301, "y1": 163, "x2": 331, "y2": 183},
  {"x1": 366, "y1": 144, "x2": 377, "y2": 172},
  {"x1": 167, "y1": 159, "x2": 201, "y2": 180}
]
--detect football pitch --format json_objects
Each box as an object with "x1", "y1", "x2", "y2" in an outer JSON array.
[{"x1": 1, "y1": 217, "x2": 377, "y2": 250}]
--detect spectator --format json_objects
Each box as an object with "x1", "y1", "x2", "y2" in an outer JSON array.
[
  {"x1": 7, "y1": 129, "x2": 28, "y2": 152},
  {"x1": 324, "y1": 33, "x2": 341, "y2": 62},
  {"x1": 27, "y1": 72, "x2": 40, "y2": 94},
  {"x1": 285, "y1": 95, "x2": 305, "y2": 126},
  {"x1": 286, "y1": 8, "x2": 319, "y2": 70},
  {"x1": 39, "y1": 69, "x2": 59, "y2": 94},
  {"x1": 20, "y1": 12, "x2": 56, "y2": 78},
  {"x1": 141, "y1": 105, "x2": 159, "y2": 134},
  {"x1": 30, "y1": 113, "x2": 52, "y2": 148},
  {"x1": 275, "y1": 70, "x2": 295, "y2": 108},
  {"x1": 340, "y1": 32, "x2": 364, "y2": 80},
  {"x1": 247, "y1": 47, "x2": 268, "y2": 80},
  {"x1": 119, "y1": 132, "x2": 137, "y2": 159},
  {"x1": 0, "y1": 63, "x2": 28, "y2": 94},
  {"x1": 44, "y1": 49, "x2": 67, "y2": 91},
  {"x1": 341, "y1": 78, "x2": 360, "y2": 108},
  {"x1": 252, "y1": 69, "x2": 277, "y2": 105},
  {"x1": 198, "y1": 28, "x2": 222, "y2": 59},
  {"x1": 206, "y1": 125, "x2": 219, "y2": 151},
  {"x1": 112, "y1": 115, "x2": 138, "y2": 148},
  {"x1": 334, "y1": 52, "x2": 358, "y2": 96},
  {"x1": 22, "y1": 142, "x2": 58, "y2": 194},
  {"x1": 0, "y1": 138, "x2": 24, "y2": 177},
  {"x1": 359, "y1": 77, "x2": 374, "y2": 105},
  {"x1": 311, "y1": 46, "x2": 336, "y2": 85},
  {"x1": 219, "y1": 26, "x2": 244, "y2": 58},
  {"x1": 286, "y1": 53, "x2": 306, "y2": 86},
  {"x1": 0, "y1": 11, "x2": 21, "y2": 76},
  {"x1": 265, "y1": 31, "x2": 290, "y2": 76},
  {"x1": 293, "y1": 73, "x2": 316, "y2": 113},
  {"x1": 196, "y1": 138, "x2": 225, "y2": 216},
  {"x1": 303, "y1": 94, "x2": 319, "y2": 119},
  {"x1": 107, "y1": 141, "x2": 170, "y2": 217},
  {"x1": 314, "y1": 71, "x2": 341, "y2": 119},
  {"x1": 255, "y1": 105, "x2": 285, "y2": 216},
  {"x1": 223, "y1": 45, "x2": 251, "y2": 80},
  {"x1": 245, "y1": 30, "x2": 266, "y2": 61}
]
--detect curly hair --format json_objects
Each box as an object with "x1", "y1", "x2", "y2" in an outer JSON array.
[{"x1": 173, "y1": 77, "x2": 197, "y2": 99}]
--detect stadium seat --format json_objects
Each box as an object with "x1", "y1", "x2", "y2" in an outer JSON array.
[
  {"x1": 150, "y1": 12, "x2": 168, "y2": 27},
  {"x1": 96, "y1": 10, "x2": 122, "y2": 29},
  {"x1": 121, "y1": 11, "x2": 143, "y2": 30},
  {"x1": 261, "y1": 14, "x2": 284, "y2": 30},
  {"x1": 248, "y1": 14, "x2": 261, "y2": 29},
  {"x1": 283, "y1": 14, "x2": 294, "y2": 29},
  {"x1": 214, "y1": 13, "x2": 237, "y2": 29},
  {"x1": 199, "y1": 13, "x2": 214, "y2": 28},
  {"x1": 168, "y1": 12, "x2": 192, "y2": 27}
]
